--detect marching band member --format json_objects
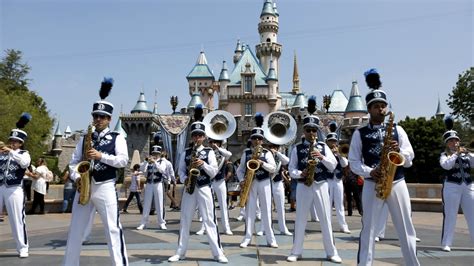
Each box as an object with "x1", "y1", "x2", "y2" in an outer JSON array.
[
  {"x1": 439, "y1": 117, "x2": 474, "y2": 252},
  {"x1": 168, "y1": 105, "x2": 228, "y2": 263},
  {"x1": 349, "y1": 69, "x2": 419, "y2": 265},
  {"x1": 237, "y1": 113, "x2": 278, "y2": 248},
  {"x1": 63, "y1": 78, "x2": 128, "y2": 266},
  {"x1": 136, "y1": 136, "x2": 168, "y2": 231},
  {"x1": 269, "y1": 143, "x2": 292, "y2": 235},
  {"x1": 161, "y1": 151, "x2": 179, "y2": 210},
  {"x1": 196, "y1": 138, "x2": 233, "y2": 235},
  {"x1": 325, "y1": 122, "x2": 351, "y2": 234},
  {"x1": 286, "y1": 96, "x2": 341, "y2": 263},
  {"x1": 0, "y1": 113, "x2": 32, "y2": 258}
]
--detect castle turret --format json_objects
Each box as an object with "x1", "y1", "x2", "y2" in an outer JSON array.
[
  {"x1": 131, "y1": 92, "x2": 152, "y2": 114},
  {"x1": 233, "y1": 40, "x2": 243, "y2": 65},
  {"x1": 266, "y1": 59, "x2": 278, "y2": 101},
  {"x1": 186, "y1": 50, "x2": 216, "y2": 110},
  {"x1": 113, "y1": 117, "x2": 127, "y2": 138},
  {"x1": 256, "y1": 0, "x2": 282, "y2": 77},
  {"x1": 52, "y1": 122, "x2": 63, "y2": 156},
  {"x1": 344, "y1": 81, "x2": 367, "y2": 117},
  {"x1": 218, "y1": 61, "x2": 230, "y2": 105},
  {"x1": 292, "y1": 52, "x2": 300, "y2": 94}
]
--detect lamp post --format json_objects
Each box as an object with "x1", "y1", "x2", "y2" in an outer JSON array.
[
  {"x1": 323, "y1": 94, "x2": 331, "y2": 113},
  {"x1": 170, "y1": 96, "x2": 178, "y2": 114}
]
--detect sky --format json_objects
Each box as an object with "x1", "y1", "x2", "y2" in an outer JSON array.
[{"x1": 1, "y1": 0, "x2": 472, "y2": 132}]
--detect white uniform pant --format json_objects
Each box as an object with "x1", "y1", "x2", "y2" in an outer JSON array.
[
  {"x1": 243, "y1": 178, "x2": 276, "y2": 245},
  {"x1": 63, "y1": 182, "x2": 128, "y2": 266},
  {"x1": 375, "y1": 204, "x2": 389, "y2": 238},
  {"x1": 140, "y1": 182, "x2": 166, "y2": 227},
  {"x1": 0, "y1": 185, "x2": 28, "y2": 254},
  {"x1": 441, "y1": 181, "x2": 474, "y2": 246},
  {"x1": 176, "y1": 185, "x2": 223, "y2": 257},
  {"x1": 357, "y1": 180, "x2": 419, "y2": 266},
  {"x1": 291, "y1": 181, "x2": 338, "y2": 257},
  {"x1": 272, "y1": 180, "x2": 290, "y2": 233},
  {"x1": 328, "y1": 178, "x2": 349, "y2": 231},
  {"x1": 310, "y1": 201, "x2": 319, "y2": 221},
  {"x1": 211, "y1": 179, "x2": 231, "y2": 232}
]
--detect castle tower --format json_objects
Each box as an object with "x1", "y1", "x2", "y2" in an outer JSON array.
[
  {"x1": 233, "y1": 40, "x2": 243, "y2": 65},
  {"x1": 255, "y1": 0, "x2": 282, "y2": 77},
  {"x1": 218, "y1": 60, "x2": 230, "y2": 107},
  {"x1": 186, "y1": 50, "x2": 216, "y2": 111},
  {"x1": 121, "y1": 92, "x2": 160, "y2": 161},
  {"x1": 51, "y1": 122, "x2": 63, "y2": 157}
]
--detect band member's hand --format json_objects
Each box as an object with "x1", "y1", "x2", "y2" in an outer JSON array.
[
  {"x1": 300, "y1": 169, "x2": 308, "y2": 177},
  {"x1": 76, "y1": 178, "x2": 82, "y2": 192},
  {"x1": 87, "y1": 148, "x2": 102, "y2": 160},
  {"x1": 193, "y1": 159, "x2": 204, "y2": 168},
  {"x1": 240, "y1": 181, "x2": 245, "y2": 187},
  {"x1": 0, "y1": 146, "x2": 11, "y2": 153},
  {"x1": 270, "y1": 147, "x2": 278, "y2": 154},
  {"x1": 311, "y1": 150, "x2": 323, "y2": 160},
  {"x1": 370, "y1": 167, "x2": 382, "y2": 181},
  {"x1": 390, "y1": 140, "x2": 400, "y2": 152},
  {"x1": 211, "y1": 143, "x2": 219, "y2": 150}
]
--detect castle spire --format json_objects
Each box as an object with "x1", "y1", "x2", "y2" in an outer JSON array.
[
  {"x1": 435, "y1": 95, "x2": 445, "y2": 119},
  {"x1": 292, "y1": 52, "x2": 300, "y2": 93}
]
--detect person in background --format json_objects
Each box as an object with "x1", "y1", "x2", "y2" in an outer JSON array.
[
  {"x1": 343, "y1": 167, "x2": 363, "y2": 217},
  {"x1": 122, "y1": 164, "x2": 143, "y2": 214},
  {"x1": 162, "y1": 151, "x2": 179, "y2": 211},
  {"x1": 62, "y1": 165, "x2": 76, "y2": 213},
  {"x1": 27, "y1": 157, "x2": 48, "y2": 215}
]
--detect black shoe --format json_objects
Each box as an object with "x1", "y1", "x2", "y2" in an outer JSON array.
[
  {"x1": 289, "y1": 208, "x2": 296, "y2": 212},
  {"x1": 229, "y1": 206, "x2": 235, "y2": 210},
  {"x1": 122, "y1": 210, "x2": 128, "y2": 213}
]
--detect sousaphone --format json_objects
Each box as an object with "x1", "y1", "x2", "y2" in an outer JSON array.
[
  {"x1": 202, "y1": 110, "x2": 236, "y2": 141},
  {"x1": 262, "y1": 111, "x2": 297, "y2": 145}
]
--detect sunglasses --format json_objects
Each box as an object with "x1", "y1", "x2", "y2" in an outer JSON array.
[
  {"x1": 305, "y1": 128, "x2": 318, "y2": 133},
  {"x1": 93, "y1": 114, "x2": 108, "y2": 120}
]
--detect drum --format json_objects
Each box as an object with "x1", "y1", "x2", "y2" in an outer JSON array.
[{"x1": 227, "y1": 182, "x2": 241, "y2": 196}]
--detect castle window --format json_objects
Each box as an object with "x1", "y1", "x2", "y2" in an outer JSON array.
[
  {"x1": 266, "y1": 38, "x2": 271, "y2": 42},
  {"x1": 244, "y1": 76, "x2": 252, "y2": 93},
  {"x1": 244, "y1": 103, "x2": 252, "y2": 115}
]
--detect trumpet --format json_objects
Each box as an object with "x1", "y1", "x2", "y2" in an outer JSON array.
[{"x1": 0, "y1": 141, "x2": 6, "y2": 150}]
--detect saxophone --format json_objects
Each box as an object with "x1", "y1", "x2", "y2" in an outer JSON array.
[
  {"x1": 375, "y1": 111, "x2": 406, "y2": 200},
  {"x1": 76, "y1": 123, "x2": 93, "y2": 205},
  {"x1": 304, "y1": 135, "x2": 319, "y2": 186},
  {"x1": 185, "y1": 144, "x2": 200, "y2": 194},
  {"x1": 239, "y1": 145, "x2": 262, "y2": 207}
]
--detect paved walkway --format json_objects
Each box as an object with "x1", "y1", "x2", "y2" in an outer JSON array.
[{"x1": 1, "y1": 204, "x2": 473, "y2": 265}]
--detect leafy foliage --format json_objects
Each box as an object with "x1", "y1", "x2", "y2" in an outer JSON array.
[
  {"x1": 0, "y1": 49, "x2": 54, "y2": 162},
  {"x1": 400, "y1": 116, "x2": 472, "y2": 183},
  {"x1": 447, "y1": 68, "x2": 474, "y2": 124}
]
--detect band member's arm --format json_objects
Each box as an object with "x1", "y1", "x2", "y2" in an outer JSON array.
[
  {"x1": 396, "y1": 125, "x2": 414, "y2": 168},
  {"x1": 201, "y1": 149, "x2": 218, "y2": 178},
  {"x1": 288, "y1": 146, "x2": 302, "y2": 179},
  {"x1": 9, "y1": 149, "x2": 31, "y2": 169},
  {"x1": 178, "y1": 152, "x2": 187, "y2": 184},
  {"x1": 166, "y1": 160, "x2": 176, "y2": 183},
  {"x1": 348, "y1": 129, "x2": 373, "y2": 178},
  {"x1": 440, "y1": 152, "x2": 457, "y2": 170},
  {"x1": 216, "y1": 147, "x2": 232, "y2": 160},
  {"x1": 321, "y1": 144, "x2": 337, "y2": 172},
  {"x1": 69, "y1": 137, "x2": 84, "y2": 182},
  {"x1": 98, "y1": 134, "x2": 129, "y2": 168},
  {"x1": 275, "y1": 151, "x2": 290, "y2": 166},
  {"x1": 139, "y1": 161, "x2": 148, "y2": 173},
  {"x1": 338, "y1": 155, "x2": 348, "y2": 168},
  {"x1": 261, "y1": 150, "x2": 276, "y2": 173},
  {"x1": 236, "y1": 153, "x2": 246, "y2": 182}
]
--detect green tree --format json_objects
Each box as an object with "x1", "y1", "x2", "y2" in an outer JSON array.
[
  {"x1": 446, "y1": 68, "x2": 474, "y2": 124},
  {"x1": 0, "y1": 49, "x2": 54, "y2": 161}
]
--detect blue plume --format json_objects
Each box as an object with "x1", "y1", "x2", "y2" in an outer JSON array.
[
  {"x1": 307, "y1": 95, "x2": 316, "y2": 114},
  {"x1": 194, "y1": 104, "x2": 203, "y2": 121},
  {"x1": 99, "y1": 77, "x2": 114, "y2": 100},
  {"x1": 329, "y1": 121, "x2": 337, "y2": 133},
  {"x1": 364, "y1": 68, "x2": 381, "y2": 90},
  {"x1": 255, "y1": 112, "x2": 264, "y2": 127},
  {"x1": 444, "y1": 116, "x2": 454, "y2": 130},
  {"x1": 153, "y1": 132, "x2": 161, "y2": 146},
  {"x1": 16, "y1": 112, "x2": 32, "y2": 129}
]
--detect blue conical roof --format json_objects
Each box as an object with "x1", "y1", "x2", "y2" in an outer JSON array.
[
  {"x1": 153, "y1": 102, "x2": 159, "y2": 115},
  {"x1": 293, "y1": 93, "x2": 307, "y2": 109},
  {"x1": 266, "y1": 60, "x2": 277, "y2": 81},
  {"x1": 261, "y1": 0, "x2": 276, "y2": 17},
  {"x1": 113, "y1": 118, "x2": 127, "y2": 138},
  {"x1": 345, "y1": 81, "x2": 367, "y2": 113},
  {"x1": 186, "y1": 51, "x2": 215, "y2": 80},
  {"x1": 54, "y1": 122, "x2": 62, "y2": 136},
  {"x1": 131, "y1": 92, "x2": 152, "y2": 114},
  {"x1": 219, "y1": 61, "x2": 230, "y2": 81},
  {"x1": 435, "y1": 97, "x2": 444, "y2": 116},
  {"x1": 187, "y1": 93, "x2": 204, "y2": 108}
]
